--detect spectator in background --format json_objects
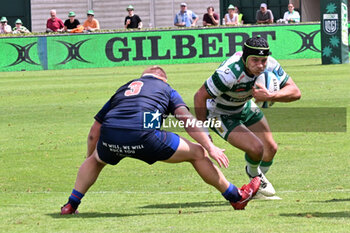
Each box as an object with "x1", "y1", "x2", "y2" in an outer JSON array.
[
  {"x1": 83, "y1": 10, "x2": 100, "y2": 32},
  {"x1": 174, "y1": 2, "x2": 199, "y2": 27},
  {"x1": 124, "y1": 5, "x2": 142, "y2": 29},
  {"x1": 12, "y1": 19, "x2": 30, "y2": 33},
  {"x1": 283, "y1": 3, "x2": 300, "y2": 23},
  {"x1": 202, "y1": 6, "x2": 219, "y2": 26},
  {"x1": 0, "y1": 17, "x2": 12, "y2": 34},
  {"x1": 235, "y1": 6, "x2": 244, "y2": 25},
  {"x1": 64, "y1": 11, "x2": 81, "y2": 32},
  {"x1": 256, "y1": 3, "x2": 274, "y2": 24},
  {"x1": 224, "y1": 5, "x2": 238, "y2": 26},
  {"x1": 46, "y1": 9, "x2": 64, "y2": 32}
]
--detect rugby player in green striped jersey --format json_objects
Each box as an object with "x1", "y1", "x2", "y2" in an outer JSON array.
[{"x1": 194, "y1": 36, "x2": 301, "y2": 199}]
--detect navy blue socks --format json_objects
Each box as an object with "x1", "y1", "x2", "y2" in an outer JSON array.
[
  {"x1": 68, "y1": 189, "x2": 84, "y2": 209},
  {"x1": 222, "y1": 183, "x2": 242, "y2": 203}
]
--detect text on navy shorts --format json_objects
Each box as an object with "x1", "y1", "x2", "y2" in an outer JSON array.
[{"x1": 97, "y1": 127, "x2": 180, "y2": 165}]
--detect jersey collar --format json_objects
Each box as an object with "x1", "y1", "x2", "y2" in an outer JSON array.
[{"x1": 141, "y1": 74, "x2": 167, "y2": 83}]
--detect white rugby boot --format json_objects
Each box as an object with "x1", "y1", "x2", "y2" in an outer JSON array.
[{"x1": 245, "y1": 166, "x2": 276, "y2": 197}]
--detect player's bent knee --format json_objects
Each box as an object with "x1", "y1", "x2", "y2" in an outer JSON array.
[
  {"x1": 190, "y1": 143, "x2": 207, "y2": 161},
  {"x1": 265, "y1": 140, "x2": 278, "y2": 154},
  {"x1": 249, "y1": 140, "x2": 264, "y2": 157},
  {"x1": 270, "y1": 142, "x2": 278, "y2": 155}
]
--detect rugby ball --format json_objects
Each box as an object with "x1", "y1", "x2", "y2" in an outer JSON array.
[{"x1": 254, "y1": 71, "x2": 280, "y2": 108}]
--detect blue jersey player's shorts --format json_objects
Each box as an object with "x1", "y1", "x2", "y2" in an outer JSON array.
[{"x1": 96, "y1": 127, "x2": 180, "y2": 165}]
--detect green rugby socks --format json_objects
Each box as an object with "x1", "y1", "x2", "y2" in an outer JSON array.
[
  {"x1": 245, "y1": 153, "x2": 261, "y2": 177},
  {"x1": 260, "y1": 160, "x2": 273, "y2": 174}
]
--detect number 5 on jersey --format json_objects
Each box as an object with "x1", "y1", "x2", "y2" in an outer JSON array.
[{"x1": 124, "y1": 81, "x2": 144, "y2": 96}]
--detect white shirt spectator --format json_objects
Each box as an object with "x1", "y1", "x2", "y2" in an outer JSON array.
[
  {"x1": 0, "y1": 23, "x2": 12, "y2": 33},
  {"x1": 224, "y1": 13, "x2": 239, "y2": 25},
  {"x1": 283, "y1": 10, "x2": 300, "y2": 23},
  {"x1": 283, "y1": 4, "x2": 300, "y2": 23}
]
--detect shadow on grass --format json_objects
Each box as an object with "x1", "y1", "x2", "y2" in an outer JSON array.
[
  {"x1": 46, "y1": 212, "x2": 146, "y2": 218},
  {"x1": 47, "y1": 208, "x2": 229, "y2": 219},
  {"x1": 312, "y1": 198, "x2": 350, "y2": 203},
  {"x1": 47, "y1": 212, "x2": 152, "y2": 218},
  {"x1": 140, "y1": 201, "x2": 228, "y2": 209},
  {"x1": 280, "y1": 211, "x2": 350, "y2": 218}
]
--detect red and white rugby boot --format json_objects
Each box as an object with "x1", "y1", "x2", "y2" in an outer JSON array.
[
  {"x1": 230, "y1": 177, "x2": 261, "y2": 210},
  {"x1": 245, "y1": 166, "x2": 276, "y2": 197},
  {"x1": 60, "y1": 203, "x2": 79, "y2": 215}
]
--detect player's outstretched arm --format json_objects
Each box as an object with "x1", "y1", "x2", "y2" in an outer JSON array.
[
  {"x1": 174, "y1": 106, "x2": 229, "y2": 168},
  {"x1": 194, "y1": 85, "x2": 212, "y2": 122},
  {"x1": 253, "y1": 77, "x2": 301, "y2": 102},
  {"x1": 86, "y1": 120, "x2": 101, "y2": 157}
]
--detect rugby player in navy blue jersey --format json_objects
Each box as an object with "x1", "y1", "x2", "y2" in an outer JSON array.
[{"x1": 61, "y1": 66, "x2": 260, "y2": 214}]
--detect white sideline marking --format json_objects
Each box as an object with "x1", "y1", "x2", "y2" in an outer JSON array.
[{"x1": 2, "y1": 189, "x2": 350, "y2": 195}]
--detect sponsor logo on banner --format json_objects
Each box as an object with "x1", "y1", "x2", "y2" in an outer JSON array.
[
  {"x1": 323, "y1": 14, "x2": 338, "y2": 35},
  {"x1": 56, "y1": 39, "x2": 91, "y2": 65},
  {"x1": 289, "y1": 30, "x2": 321, "y2": 54},
  {"x1": 341, "y1": 3, "x2": 348, "y2": 45},
  {"x1": 6, "y1": 42, "x2": 40, "y2": 67}
]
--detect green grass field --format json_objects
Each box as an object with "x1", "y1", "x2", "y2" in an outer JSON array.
[{"x1": 1, "y1": 59, "x2": 350, "y2": 232}]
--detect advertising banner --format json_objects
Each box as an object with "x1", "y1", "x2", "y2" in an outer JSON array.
[
  {"x1": 320, "y1": 0, "x2": 349, "y2": 64},
  {"x1": 0, "y1": 23, "x2": 348, "y2": 72}
]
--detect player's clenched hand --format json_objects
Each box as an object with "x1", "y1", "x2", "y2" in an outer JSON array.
[
  {"x1": 253, "y1": 83, "x2": 272, "y2": 102},
  {"x1": 207, "y1": 146, "x2": 229, "y2": 168}
]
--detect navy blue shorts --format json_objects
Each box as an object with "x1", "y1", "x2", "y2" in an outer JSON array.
[{"x1": 96, "y1": 127, "x2": 180, "y2": 165}]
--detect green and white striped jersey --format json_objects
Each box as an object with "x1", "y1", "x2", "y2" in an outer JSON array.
[{"x1": 205, "y1": 53, "x2": 289, "y2": 115}]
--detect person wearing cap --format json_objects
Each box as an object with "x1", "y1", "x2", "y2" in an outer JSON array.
[
  {"x1": 0, "y1": 17, "x2": 12, "y2": 34},
  {"x1": 194, "y1": 36, "x2": 301, "y2": 200},
  {"x1": 64, "y1": 11, "x2": 81, "y2": 32},
  {"x1": 283, "y1": 3, "x2": 300, "y2": 23},
  {"x1": 83, "y1": 10, "x2": 100, "y2": 32},
  {"x1": 256, "y1": 3, "x2": 274, "y2": 24},
  {"x1": 174, "y1": 3, "x2": 199, "y2": 27},
  {"x1": 12, "y1": 19, "x2": 30, "y2": 34},
  {"x1": 224, "y1": 4, "x2": 239, "y2": 26},
  {"x1": 46, "y1": 9, "x2": 64, "y2": 32},
  {"x1": 124, "y1": 5, "x2": 142, "y2": 29}
]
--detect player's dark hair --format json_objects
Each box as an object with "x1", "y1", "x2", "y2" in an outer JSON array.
[{"x1": 242, "y1": 36, "x2": 270, "y2": 63}]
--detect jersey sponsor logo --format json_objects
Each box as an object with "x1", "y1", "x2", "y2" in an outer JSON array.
[
  {"x1": 231, "y1": 81, "x2": 255, "y2": 92},
  {"x1": 237, "y1": 73, "x2": 245, "y2": 82},
  {"x1": 143, "y1": 110, "x2": 162, "y2": 129},
  {"x1": 222, "y1": 94, "x2": 252, "y2": 102},
  {"x1": 6, "y1": 42, "x2": 40, "y2": 67},
  {"x1": 235, "y1": 64, "x2": 241, "y2": 72},
  {"x1": 275, "y1": 66, "x2": 285, "y2": 78}
]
